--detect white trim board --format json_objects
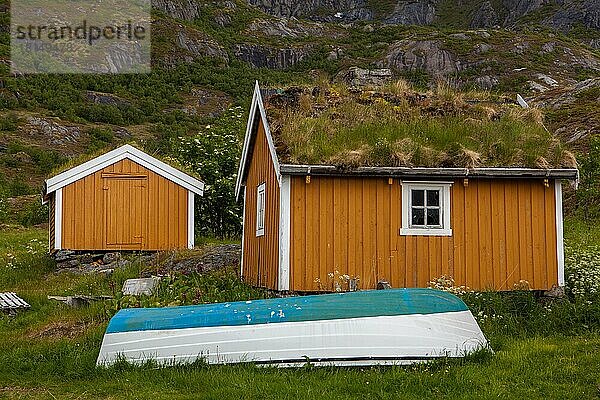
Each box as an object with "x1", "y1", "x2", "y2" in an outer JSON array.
[
  {"x1": 54, "y1": 188, "x2": 62, "y2": 250},
  {"x1": 235, "y1": 81, "x2": 282, "y2": 201},
  {"x1": 240, "y1": 187, "x2": 246, "y2": 279},
  {"x1": 278, "y1": 176, "x2": 291, "y2": 291},
  {"x1": 400, "y1": 181, "x2": 452, "y2": 236},
  {"x1": 187, "y1": 191, "x2": 195, "y2": 249},
  {"x1": 46, "y1": 145, "x2": 204, "y2": 196},
  {"x1": 555, "y1": 180, "x2": 565, "y2": 286},
  {"x1": 256, "y1": 182, "x2": 266, "y2": 237}
]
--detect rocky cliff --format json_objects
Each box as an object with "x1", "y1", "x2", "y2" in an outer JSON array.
[{"x1": 247, "y1": 0, "x2": 600, "y2": 41}]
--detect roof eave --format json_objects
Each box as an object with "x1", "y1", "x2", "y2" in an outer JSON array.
[
  {"x1": 45, "y1": 145, "x2": 205, "y2": 196},
  {"x1": 279, "y1": 164, "x2": 579, "y2": 180}
]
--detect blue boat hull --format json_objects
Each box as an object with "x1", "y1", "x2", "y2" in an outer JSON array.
[{"x1": 98, "y1": 289, "x2": 487, "y2": 366}]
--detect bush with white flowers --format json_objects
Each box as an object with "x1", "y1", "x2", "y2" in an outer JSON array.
[
  {"x1": 173, "y1": 106, "x2": 245, "y2": 238},
  {"x1": 565, "y1": 245, "x2": 600, "y2": 299}
]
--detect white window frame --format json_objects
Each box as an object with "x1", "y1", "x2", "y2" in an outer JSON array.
[
  {"x1": 400, "y1": 181, "x2": 452, "y2": 236},
  {"x1": 256, "y1": 182, "x2": 266, "y2": 237}
]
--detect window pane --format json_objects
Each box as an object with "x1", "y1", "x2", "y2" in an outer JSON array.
[
  {"x1": 411, "y1": 208, "x2": 425, "y2": 226},
  {"x1": 427, "y1": 208, "x2": 440, "y2": 226},
  {"x1": 427, "y1": 190, "x2": 440, "y2": 206},
  {"x1": 411, "y1": 189, "x2": 424, "y2": 206}
]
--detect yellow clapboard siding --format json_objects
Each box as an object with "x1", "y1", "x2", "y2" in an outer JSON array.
[
  {"x1": 241, "y1": 118, "x2": 280, "y2": 290},
  {"x1": 288, "y1": 177, "x2": 559, "y2": 291},
  {"x1": 59, "y1": 159, "x2": 188, "y2": 251}
]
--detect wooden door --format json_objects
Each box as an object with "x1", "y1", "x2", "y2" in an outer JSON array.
[{"x1": 103, "y1": 175, "x2": 148, "y2": 249}]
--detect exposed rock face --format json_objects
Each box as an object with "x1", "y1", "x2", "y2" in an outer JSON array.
[
  {"x1": 233, "y1": 43, "x2": 312, "y2": 69},
  {"x1": 246, "y1": 0, "x2": 372, "y2": 22},
  {"x1": 384, "y1": 0, "x2": 438, "y2": 25},
  {"x1": 246, "y1": 0, "x2": 600, "y2": 35},
  {"x1": 470, "y1": 1, "x2": 499, "y2": 28},
  {"x1": 96, "y1": 43, "x2": 148, "y2": 74},
  {"x1": 501, "y1": 0, "x2": 550, "y2": 25},
  {"x1": 24, "y1": 117, "x2": 81, "y2": 147},
  {"x1": 175, "y1": 30, "x2": 229, "y2": 63},
  {"x1": 154, "y1": 19, "x2": 228, "y2": 66},
  {"x1": 543, "y1": 0, "x2": 600, "y2": 31},
  {"x1": 247, "y1": 17, "x2": 342, "y2": 38},
  {"x1": 381, "y1": 40, "x2": 474, "y2": 76},
  {"x1": 532, "y1": 78, "x2": 600, "y2": 143},
  {"x1": 153, "y1": 0, "x2": 202, "y2": 21}
]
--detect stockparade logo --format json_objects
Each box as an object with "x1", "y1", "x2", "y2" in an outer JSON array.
[{"x1": 11, "y1": 0, "x2": 151, "y2": 74}]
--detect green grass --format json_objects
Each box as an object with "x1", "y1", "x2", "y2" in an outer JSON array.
[
  {"x1": 1, "y1": 220, "x2": 600, "y2": 399},
  {"x1": 274, "y1": 84, "x2": 573, "y2": 169}
]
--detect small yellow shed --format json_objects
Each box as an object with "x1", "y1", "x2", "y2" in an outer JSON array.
[{"x1": 44, "y1": 145, "x2": 204, "y2": 252}]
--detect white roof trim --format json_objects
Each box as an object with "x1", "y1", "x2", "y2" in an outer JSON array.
[
  {"x1": 235, "y1": 81, "x2": 282, "y2": 201},
  {"x1": 45, "y1": 145, "x2": 205, "y2": 196}
]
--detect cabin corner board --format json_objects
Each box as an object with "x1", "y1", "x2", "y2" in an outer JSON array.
[
  {"x1": 555, "y1": 180, "x2": 565, "y2": 286},
  {"x1": 278, "y1": 175, "x2": 291, "y2": 291},
  {"x1": 54, "y1": 188, "x2": 62, "y2": 250}
]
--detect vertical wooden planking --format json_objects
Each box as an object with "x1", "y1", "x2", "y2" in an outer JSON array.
[
  {"x1": 318, "y1": 179, "x2": 328, "y2": 288},
  {"x1": 356, "y1": 179, "x2": 364, "y2": 285},
  {"x1": 366, "y1": 179, "x2": 375, "y2": 288},
  {"x1": 347, "y1": 179, "x2": 357, "y2": 287},
  {"x1": 523, "y1": 182, "x2": 535, "y2": 286},
  {"x1": 490, "y1": 183, "x2": 502, "y2": 290},
  {"x1": 325, "y1": 180, "x2": 335, "y2": 280},
  {"x1": 179, "y1": 186, "x2": 187, "y2": 248},
  {"x1": 531, "y1": 184, "x2": 545, "y2": 288},
  {"x1": 477, "y1": 181, "x2": 492, "y2": 289},
  {"x1": 503, "y1": 182, "x2": 518, "y2": 289}
]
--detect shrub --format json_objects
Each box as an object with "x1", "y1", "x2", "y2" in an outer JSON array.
[
  {"x1": 575, "y1": 136, "x2": 600, "y2": 219},
  {"x1": 173, "y1": 106, "x2": 245, "y2": 238},
  {"x1": 565, "y1": 245, "x2": 600, "y2": 300},
  {"x1": 0, "y1": 112, "x2": 19, "y2": 131},
  {"x1": 18, "y1": 199, "x2": 48, "y2": 226},
  {"x1": 88, "y1": 127, "x2": 114, "y2": 152}
]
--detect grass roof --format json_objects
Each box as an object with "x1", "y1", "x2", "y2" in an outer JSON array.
[{"x1": 266, "y1": 82, "x2": 577, "y2": 169}]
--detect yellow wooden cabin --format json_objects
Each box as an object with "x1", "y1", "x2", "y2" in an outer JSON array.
[
  {"x1": 235, "y1": 83, "x2": 579, "y2": 292},
  {"x1": 44, "y1": 145, "x2": 204, "y2": 252}
]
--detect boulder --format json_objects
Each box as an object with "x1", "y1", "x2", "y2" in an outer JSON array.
[
  {"x1": 335, "y1": 67, "x2": 393, "y2": 88},
  {"x1": 102, "y1": 252, "x2": 120, "y2": 265},
  {"x1": 54, "y1": 250, "x2": 76, "y2": 262},
  {"x1": 122, "y1": 277, "x2": 161, "y2": 296}
]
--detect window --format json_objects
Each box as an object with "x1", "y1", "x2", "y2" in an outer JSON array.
[
  {"x1": 400, "y1": 182, "x2": 452, "y2": 236},
  {"x1": 256, "y1": 182, "x2": 265, "y2": 236}
]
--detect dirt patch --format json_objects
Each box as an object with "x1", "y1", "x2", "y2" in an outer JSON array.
[
  {"x1": 27, "y1": 320, "x2": 91, "y2": 340},
  {"x1": 0, "y1": 386, "x2": 46, "y2": 396}
]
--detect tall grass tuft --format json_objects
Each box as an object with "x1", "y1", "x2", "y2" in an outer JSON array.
[{"x1": 270, "y1": 83, "x2": 575, "y2": 169}]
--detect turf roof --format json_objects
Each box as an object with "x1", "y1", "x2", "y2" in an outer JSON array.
[{"x1": 264, "y1": 83, "x2": 577, "y2": 170}]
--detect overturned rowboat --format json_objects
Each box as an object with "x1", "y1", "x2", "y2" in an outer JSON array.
[{"x1": 97, "y1": 288, "x2": 488, "y2": 367}]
